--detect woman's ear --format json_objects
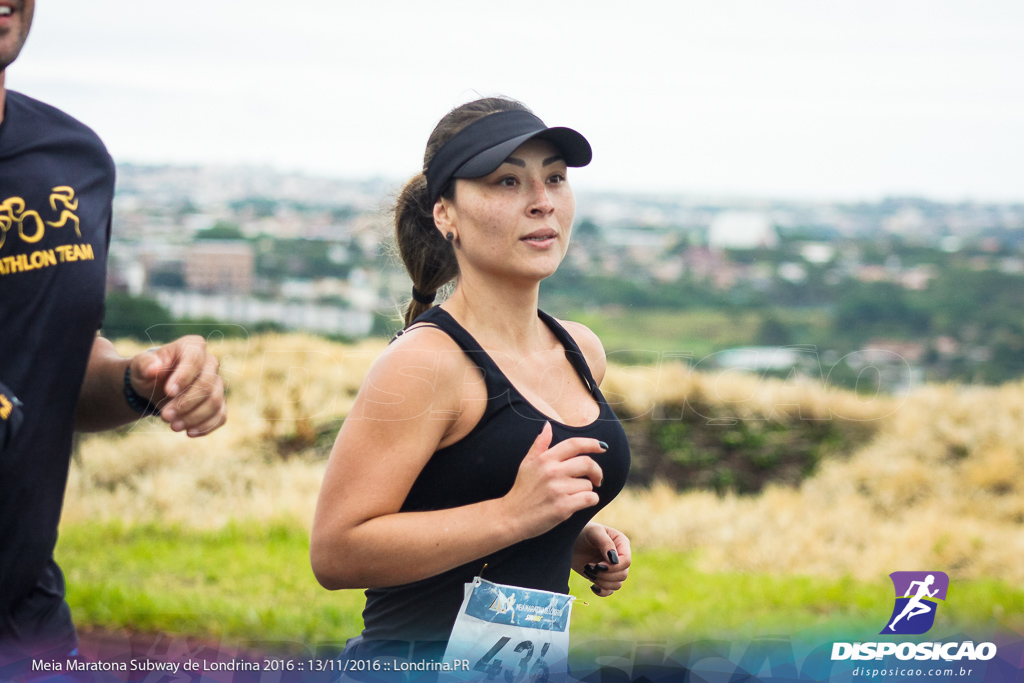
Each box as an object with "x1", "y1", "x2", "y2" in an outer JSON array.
[{"x1": 433, "y1": 198, "x2": 456, "y2": 241}]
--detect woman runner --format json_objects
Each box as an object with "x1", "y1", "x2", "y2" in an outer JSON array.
[{"x1": 310, "y1": 97, "x2": 632, "y2": 665}]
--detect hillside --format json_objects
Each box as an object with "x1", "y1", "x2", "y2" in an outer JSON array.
[{"x1": 63, "y1": 334, "x2": 1024, "y2": 582}]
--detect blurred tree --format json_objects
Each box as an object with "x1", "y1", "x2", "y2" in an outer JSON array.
[
  {"x1": 230, "y1": 197, "x2": 276, "y2": 218},
  {"x1": 834, "y1": 282, "x2": 930, "y2": 339},
  {"x1": 101, "y1": 293, "x2": 174, "y2": 341},
  {"x1": 757, "y1": 314, "x2": 793, "y2": 346},
  {"x1": 195, "y1": 221, "x2": 245, "y2": 240},
  {"x1": 574, "y1": 218, "x2": 601, "y2": 242}
]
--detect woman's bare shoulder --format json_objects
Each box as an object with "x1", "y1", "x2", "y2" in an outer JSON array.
[
  {"x1": 555, "y1": 319, "x2": 608, "y2": 385},
  {"x1": 355, "y1": 323, "x2": 469, "y2": 420}
]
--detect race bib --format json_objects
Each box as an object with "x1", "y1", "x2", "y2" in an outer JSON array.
[{"x1": 440, "y1": 577, "x2": 575, "y2": 683}]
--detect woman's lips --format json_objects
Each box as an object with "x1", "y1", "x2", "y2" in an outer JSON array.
[{"x1": 520, "y1": 235, "x2": 557, "y2": 248}]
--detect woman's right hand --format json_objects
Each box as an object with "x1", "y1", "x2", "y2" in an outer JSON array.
[{"x1": 502, "y1": 421, "x2": 606, "y2": 540}]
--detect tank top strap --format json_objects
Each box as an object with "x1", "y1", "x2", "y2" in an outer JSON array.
[
  {"x1": 394, "y1": 307, "x2": 600, "y2": 402},
  {"x1": 397, "y1": 306, "x2": 513, "y2": 398},
  {"x1": 536, "y1": 310, "x2": 602, "y2": 399}
]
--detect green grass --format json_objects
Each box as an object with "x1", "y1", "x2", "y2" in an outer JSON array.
[
  {"x1": 57, "y1": 522, "x2": 1024, "y2": 649},
  {"x1": 58, "y1": 522, "x2": 365, "y2": 644},
  {"x1": 564, "y1": 308, "x2": 832, "y2": 364},
  {"x1": 568, "y1": 551, "x2": 1024, "y2": 640}
]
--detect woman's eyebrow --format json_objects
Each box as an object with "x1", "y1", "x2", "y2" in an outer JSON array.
[{"x1": 501, "y1": 155, "x2": 565, "y2": 168}]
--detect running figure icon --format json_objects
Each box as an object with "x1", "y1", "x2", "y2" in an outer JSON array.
[{"x1": 888, "y1": 574, "x2": 938, "y2": 632}]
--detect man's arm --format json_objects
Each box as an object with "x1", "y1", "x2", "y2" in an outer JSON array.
[{"x1": 75, "y1": 335, "x2": 226, "y2": 435}]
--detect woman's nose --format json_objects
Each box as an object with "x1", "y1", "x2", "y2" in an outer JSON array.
[{"x1": 527, "y1": 179, "x2": 554, "y2": 215}]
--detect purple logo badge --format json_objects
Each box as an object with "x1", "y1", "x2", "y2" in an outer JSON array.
[{"x1": 881, "y1": 571, "x2": 949, "y2": 635}]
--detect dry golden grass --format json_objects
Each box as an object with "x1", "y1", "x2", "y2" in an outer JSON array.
[
  {"x1": 602, "y1": 361, "x2": 896, "y2": 423},
  {"x1": 64, "y1": 335, "x2": 1024, "y2": 582},
  {"x1": 64, "y1": 334, "x2": 384, "y2": 527},
  {"x1": 596, "y1": 377, "x2": 1024, "y2": 582}
]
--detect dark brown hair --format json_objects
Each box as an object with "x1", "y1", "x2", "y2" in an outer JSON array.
[{"x1": 395, "y1": 97, "x2": 532, "y2": 327}]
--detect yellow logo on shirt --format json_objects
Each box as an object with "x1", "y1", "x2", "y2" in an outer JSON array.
[{"x1": 0, "y1": 187, "x2": 93, "y2": 277}]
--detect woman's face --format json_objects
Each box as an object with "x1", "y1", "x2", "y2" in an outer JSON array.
[{"x1": 437, "y1": 138, "x2": 576, "y2": 284}]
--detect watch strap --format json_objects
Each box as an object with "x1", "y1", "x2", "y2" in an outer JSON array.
[{"x1": 123, "y1": 365, "x2": 161, "y2": 417}]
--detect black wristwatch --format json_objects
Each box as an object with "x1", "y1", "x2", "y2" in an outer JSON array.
[{"x1": 123, "y1": 365, "x2": 161, "y2": 417}]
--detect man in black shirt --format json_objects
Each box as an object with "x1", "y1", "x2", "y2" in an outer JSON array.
[{"x1": 0, "y1": 0, "x2": 228, "y2": 665}]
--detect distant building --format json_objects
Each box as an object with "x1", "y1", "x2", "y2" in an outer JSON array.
[
  {"x1": 899, "y1": 265, "x2": 938, "y2": 290},
  {"x1": 185, "y1": 240, "x2": 254, "y2": 294},
  {"x1": 707, "y1": 212, "x2": 778, "y2": 250},
  {"x1": 778, "y1": 262, "x2": 808, "y2": 284},
  {"x1": 848, "y1": 340, "x2": 924, "y2": 393},
  {"x1": 933, "y1": 336, "x2": 960, "y2": 358},
  {"x1": 712, "y1": 346, "x2": 807, "y2": 372},
  {"x1": 999, "y1": 257, "x2": 1024, "y2": 275},
  {"x1": 798, "y1": 242, "x2": 835, "y2": 264},
  {"x1": 651, "y1": 257, "x2": 685, "y2": 283},
  {"x1": 154, "y1": 291, "x2": 372, "y2": 337},
  {"x1": 681, "y1": 247, "x2": 727, "y2": 280},
  {"x1": 855, "y1": 264, "x2": 889, "y2": 283},
  {"x1": 882, "y1": 206, "x2": 929, "y2": 236},
  {"x1": 980, "y1": 236, "x2": 1002, "y2": 253},
  {"x1": 604, "y1": 227, "x2": 673, "y2": 264},
  {"x1": 939, "y1": 235, "x2": 962, "y2": 253},
  {"x1": 861, "y1": 339, "x2": 926, "y2": 365}
]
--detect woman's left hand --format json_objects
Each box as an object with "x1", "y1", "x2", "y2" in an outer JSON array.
[{"x1": 572, "y1": 523, "x2": 631, "y2": 597}]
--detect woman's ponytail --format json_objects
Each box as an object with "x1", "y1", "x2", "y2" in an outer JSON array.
[{"x1": 394, "y1": 173, "x2": 458, "y2": 327}]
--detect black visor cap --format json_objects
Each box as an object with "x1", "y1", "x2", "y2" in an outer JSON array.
[{"x1": 426, "y1": 110, "x2": 592, "y2": 204}]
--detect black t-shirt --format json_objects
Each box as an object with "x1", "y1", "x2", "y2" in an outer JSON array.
[{"x1": 0, "y1": 90, "x2": 114, "y2": 660}]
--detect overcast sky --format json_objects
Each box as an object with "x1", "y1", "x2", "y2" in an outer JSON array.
[{"x1": 7, "y1": 1, "x2": 1024, "y2": 202}]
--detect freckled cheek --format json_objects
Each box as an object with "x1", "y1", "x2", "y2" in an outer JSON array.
[{"x1": 473, "y1": 205, "x2": 518, "y2": 239}]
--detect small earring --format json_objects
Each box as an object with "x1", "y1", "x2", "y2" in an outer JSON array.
[{"x1": 445, "y1": 232, "x2": 454, "y2": 242}]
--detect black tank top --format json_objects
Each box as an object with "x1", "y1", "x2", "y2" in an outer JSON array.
[{"x1": 360, "y1": 306, "x2": 631, "y2": 644}]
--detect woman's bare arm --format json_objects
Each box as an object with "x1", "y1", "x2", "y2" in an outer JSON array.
[{"x1": 310, "y1": 327, "x2": 606, "y2": 590}]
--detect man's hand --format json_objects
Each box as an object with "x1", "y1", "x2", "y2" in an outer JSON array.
[{"x1": 129, "y1": 335, "x2": 226, "y2": 437}]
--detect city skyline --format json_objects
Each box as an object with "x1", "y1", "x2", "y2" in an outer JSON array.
[{"x1": 7, "y1": 1, "x2": 1024, "y2": 203}]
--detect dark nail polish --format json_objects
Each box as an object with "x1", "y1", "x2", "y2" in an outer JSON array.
[
  {"x1": 595, "y1": 564, "x2": 609, "y2": 572},
  {"x1": 607, "y1": 549, "x2": 619, "y2": 564},
  {"x1": 597, "y1": 441, "x2": 609, "y2": 451},
  {"x1": 585, "y1": 564, "x2": 595, "y2": 572},
  {"x1": 591, "y1": 585, "x2": 602, "y2": 596},
  {"x1": 584, "y1": 569, "x2": 597, "y2": 580}
]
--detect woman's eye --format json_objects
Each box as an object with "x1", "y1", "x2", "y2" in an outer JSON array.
[
  {"x1": 548, "y1": 174, "x2": 565, "y2": 184},
  {"x1": 499, "y1": 177, "x2": 518, "y2": 187}
]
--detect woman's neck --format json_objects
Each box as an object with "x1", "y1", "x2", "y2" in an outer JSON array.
[{"x1": 441, "y1": 273, "x2": 548, "y2": 356}]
